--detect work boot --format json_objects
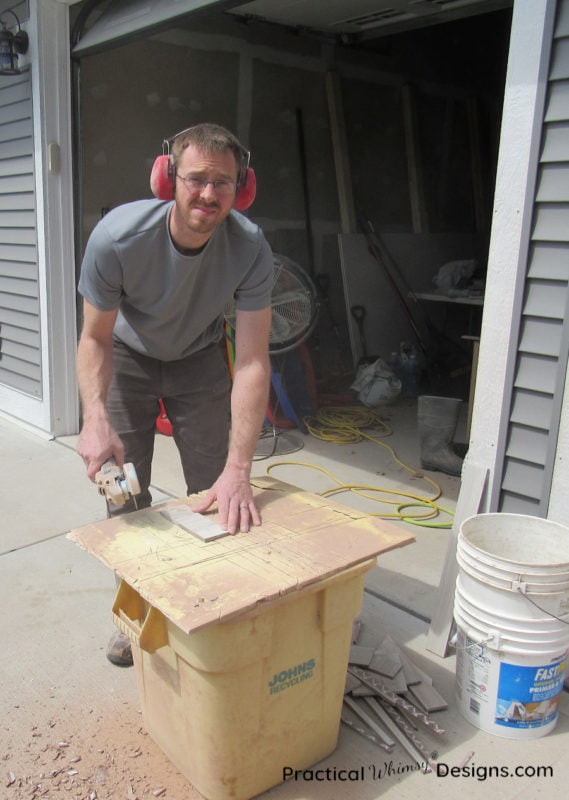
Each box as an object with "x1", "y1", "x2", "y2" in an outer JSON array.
[
  {"x1": 418, "y1": 395, "x2": 464, "y2": 477},
  {"x1": 106, "y1": 631, "x2": 133, "y2": 667}
]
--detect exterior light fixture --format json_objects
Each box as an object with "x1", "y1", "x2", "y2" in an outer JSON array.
[{"x1": 0, "y1": 10, "x2": 29, "y2": 76}]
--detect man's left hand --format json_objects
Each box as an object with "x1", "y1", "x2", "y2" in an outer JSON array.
[{"x1": 192, "y1": 463, "x2": 260, "y2": 534}]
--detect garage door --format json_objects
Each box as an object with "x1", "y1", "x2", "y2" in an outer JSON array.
[
  {"x1": 72, "y1": 0, "x2": 508, "y2": 55},
  {"x1": 72, "y1": 0, "x2": 243, "y2": 55}
]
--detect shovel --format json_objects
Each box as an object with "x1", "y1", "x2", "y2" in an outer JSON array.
[{"x1": 351, "y1": 304, "x2": 369, "y2": 363}]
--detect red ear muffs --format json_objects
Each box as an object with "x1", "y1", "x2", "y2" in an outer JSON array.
[
  {"x1": 150, "y1": 154, "x2": 175, "y2": 201},
  {"x1": 150, "y1": 156, "x2": 257, "y2": 210},
  {"x1": 233, "y1": 167, "x2": 256, "y2": 211}
]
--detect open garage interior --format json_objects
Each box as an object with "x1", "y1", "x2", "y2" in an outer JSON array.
[{"x1": 72, "y1": 0, "x2": 512, "y2": 408}]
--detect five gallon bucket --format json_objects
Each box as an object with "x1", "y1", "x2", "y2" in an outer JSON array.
[{"x1": 454, "y1": 513, "x2": 569, "y2": 740}]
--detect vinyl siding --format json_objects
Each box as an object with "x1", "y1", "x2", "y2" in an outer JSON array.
[
  {"x1": 0, "y1": 70, "x2": 41, "y2": 398},
  {"x1": 499, "y1": 0, "x2": 569, "y2": 513}
]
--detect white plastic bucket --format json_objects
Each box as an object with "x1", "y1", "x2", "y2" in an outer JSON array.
[{"x1": 454, "y1": 513, "x2": 569, "y2": 740}]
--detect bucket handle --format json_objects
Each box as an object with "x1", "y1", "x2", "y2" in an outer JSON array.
[{"x1": 516, "y1": 587, "x2": 569, "y2": 626}]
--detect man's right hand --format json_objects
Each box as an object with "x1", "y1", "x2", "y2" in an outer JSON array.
[{"x1": 77, "y1": 416, "x2": 124, "y2": 481}]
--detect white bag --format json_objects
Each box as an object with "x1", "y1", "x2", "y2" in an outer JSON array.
[
  {"x1": 351, "y1": 358, "x2": 402, "y2": 407},
  {"x1": 433, "y1": 259, "x2": 477, "y2": 289}
]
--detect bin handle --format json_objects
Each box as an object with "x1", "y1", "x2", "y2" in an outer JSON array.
[{"x1": 112, "y1": 580, "x2": 169, "y2": 654}]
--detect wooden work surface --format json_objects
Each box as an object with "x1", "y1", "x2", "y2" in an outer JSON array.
[{"x1": 68, "y1": 477, "x2": 414, "y2": 633}]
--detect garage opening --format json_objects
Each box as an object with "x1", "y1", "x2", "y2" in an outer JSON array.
[{"x1": 72, "y1": 0, "x2": 511, "y2": 401}]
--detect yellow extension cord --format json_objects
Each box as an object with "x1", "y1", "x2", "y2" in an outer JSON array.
[{"x1": 265, "y1": 405, "x2": 455, "y2": 529}]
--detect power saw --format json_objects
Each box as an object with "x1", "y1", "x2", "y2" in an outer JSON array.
[
  {"x1": 94, "y1": 459, "x2": 229, "y2": 541},
  {"x1": 95, "y1": 458, "x2": 141, "y2": 508}
]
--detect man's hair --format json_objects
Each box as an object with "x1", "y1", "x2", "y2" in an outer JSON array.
[{"x1": 171, "y1": 123, "x2": 247, "y2": 179}]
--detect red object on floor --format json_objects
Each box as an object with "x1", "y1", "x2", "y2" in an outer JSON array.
[{"x1": 156, "y1": 398, "x2": 173, "y2": 436}]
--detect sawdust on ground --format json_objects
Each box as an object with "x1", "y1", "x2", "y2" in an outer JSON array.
[{"x1": 2, "y1": 695, "x2": 201, "y2": 800}]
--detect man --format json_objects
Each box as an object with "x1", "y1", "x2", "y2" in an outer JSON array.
[{"x1": 76, "y1": 123, "x2": 273, "y2": 664}]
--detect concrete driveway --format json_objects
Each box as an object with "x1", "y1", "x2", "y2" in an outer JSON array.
[{"x1": 2, "y1": 407, "x2": 568, "y2": 799}]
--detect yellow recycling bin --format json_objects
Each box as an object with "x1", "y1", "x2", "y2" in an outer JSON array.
[{"x1": 69, "y1": 477, "x2": 413, "y2": 800}]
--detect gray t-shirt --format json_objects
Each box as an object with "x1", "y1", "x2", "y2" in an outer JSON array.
[{"x1": 78, "y1": 199, "x2": 274, "y2": 361}]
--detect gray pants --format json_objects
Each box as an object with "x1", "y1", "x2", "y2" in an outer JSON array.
[{"x1": 107, "y1": 339, "x2": 231, "y2": 511}]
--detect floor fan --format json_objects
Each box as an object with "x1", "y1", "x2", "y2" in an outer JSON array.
[{"x1": 263, "y1": 253, "x2": 320, "y2": 355}]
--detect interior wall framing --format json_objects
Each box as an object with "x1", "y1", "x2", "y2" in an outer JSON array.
[{"x1": 75, "y1": 9, "x2": 509, "y2": 365}]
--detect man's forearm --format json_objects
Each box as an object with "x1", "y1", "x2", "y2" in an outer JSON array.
[
  {"x1": 76, "y1": 333, "x2": 124, "y2": 477},
  {"x1": 77, "y1": 334, "x2": 114, "y2": 419},
  {"x1": 226, "y1": 357, "x2": 270, "y2": 472}
]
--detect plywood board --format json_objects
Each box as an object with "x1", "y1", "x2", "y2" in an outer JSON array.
[{"x1": 68, "y1": 477, "x2": 413, "y2": 634}]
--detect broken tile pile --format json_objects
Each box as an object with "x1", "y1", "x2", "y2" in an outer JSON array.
[{"x1": 342, "y1": 627, "x2": 447, "y2": 773}]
